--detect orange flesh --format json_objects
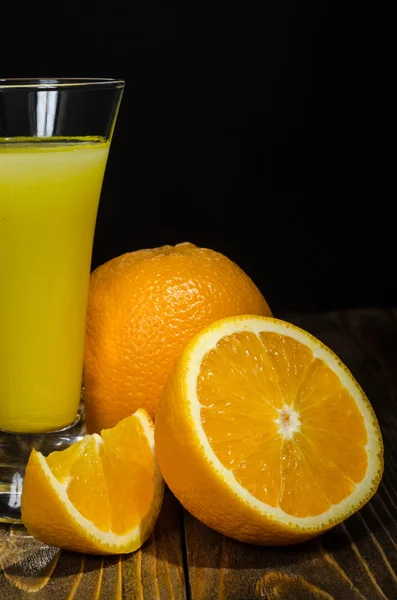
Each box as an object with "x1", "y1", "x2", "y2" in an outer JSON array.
[
  {"x1": 45, "y1": 416, "x2": 156, "y2": 534},
  {"x1": 47, "y1": 436, "x2": 111, "y2": 530},
  {"x1": 198, "y1": 331, "x2": 368, "y2": 518},
  {"x1": 100, "y1": 417, "x2": 156, "y2": 535}
]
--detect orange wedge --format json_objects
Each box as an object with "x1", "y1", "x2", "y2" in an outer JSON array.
[
  {"x1": 155, "y1": 315, "x2": 384, "y2": 545},
  {"x1": 21, "y1": 409, "x2": 164, "y2": 554}
]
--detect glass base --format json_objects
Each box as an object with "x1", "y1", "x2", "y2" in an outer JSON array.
[{"x1": 0, "y1": 403, "x2": 86, "y2": 523}]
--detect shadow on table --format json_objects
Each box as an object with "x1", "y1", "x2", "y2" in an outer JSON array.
[{"x1": 182, "y1": 494, "x2": 391, "y2": 572}]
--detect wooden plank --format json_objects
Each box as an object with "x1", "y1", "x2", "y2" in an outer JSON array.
[
  {"x1": 183, "y1": 309, "x2": 397, "y2": 599},
  {"x1": 184, "y1": 510, "x2": 374, "y2": 599},
  {"x1": 0, "y1": 488, "x2": 186, "y2": 600}
]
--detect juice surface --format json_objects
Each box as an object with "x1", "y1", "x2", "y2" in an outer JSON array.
[{"x1": 0, "y1": 138, "x2": 109, "y2": 432}]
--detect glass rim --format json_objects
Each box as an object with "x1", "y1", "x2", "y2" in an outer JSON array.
[{"x1": 0, "y1": 78, "x2": 125, "y2": 90}]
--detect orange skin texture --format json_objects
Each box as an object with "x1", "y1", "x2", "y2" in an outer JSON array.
[{"x1": 84, "y1": 243, "x2": 271, "y2": 432}]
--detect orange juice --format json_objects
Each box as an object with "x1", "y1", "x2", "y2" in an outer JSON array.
[{"x1": 0, "y1": 138, "x2": 109, "y2": 433}]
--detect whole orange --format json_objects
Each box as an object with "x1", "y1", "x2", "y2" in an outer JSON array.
[{"x1": 84, "y1": 242, "x2": 271, "y2": 432}]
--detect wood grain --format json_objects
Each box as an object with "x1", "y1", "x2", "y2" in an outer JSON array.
[
  {"x1": 1, "y1": 310, "x2": 397, "y2": 599},
  {"x1": 0, "y1": 488, "x2": 186, "y2": 600},
  {"x1": 183, "y1": 309, "x2": 397, "y2": 599}
]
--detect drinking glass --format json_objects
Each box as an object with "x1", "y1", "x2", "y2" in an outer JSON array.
[{"x1": 0, "y1": 78, "x2": 124, "y2": 522}]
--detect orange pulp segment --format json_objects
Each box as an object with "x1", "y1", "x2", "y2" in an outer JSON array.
[{"x1": 199, "y1": 330, "x2": 368, "y2": 518}]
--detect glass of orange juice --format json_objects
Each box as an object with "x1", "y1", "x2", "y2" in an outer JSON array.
[{"x1": 0, "y1": 78, "x2": 124, "y2": 522}]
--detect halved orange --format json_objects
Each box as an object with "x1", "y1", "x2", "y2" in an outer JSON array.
[
  {"x1": 155, "y1": 315, "x2": 384, "y2": 545},
  {"x1": 21, "y1": 409, "x2": 164, "y2": 554}
]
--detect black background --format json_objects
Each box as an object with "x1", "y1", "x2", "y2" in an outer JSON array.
[{"x1": 3, "y1": 3, "x2": 396, "y2": 313}]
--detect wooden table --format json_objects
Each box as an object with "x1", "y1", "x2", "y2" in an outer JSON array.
[{"x1": 1, "y1": 308, "x2": 396, "y2": 599}]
